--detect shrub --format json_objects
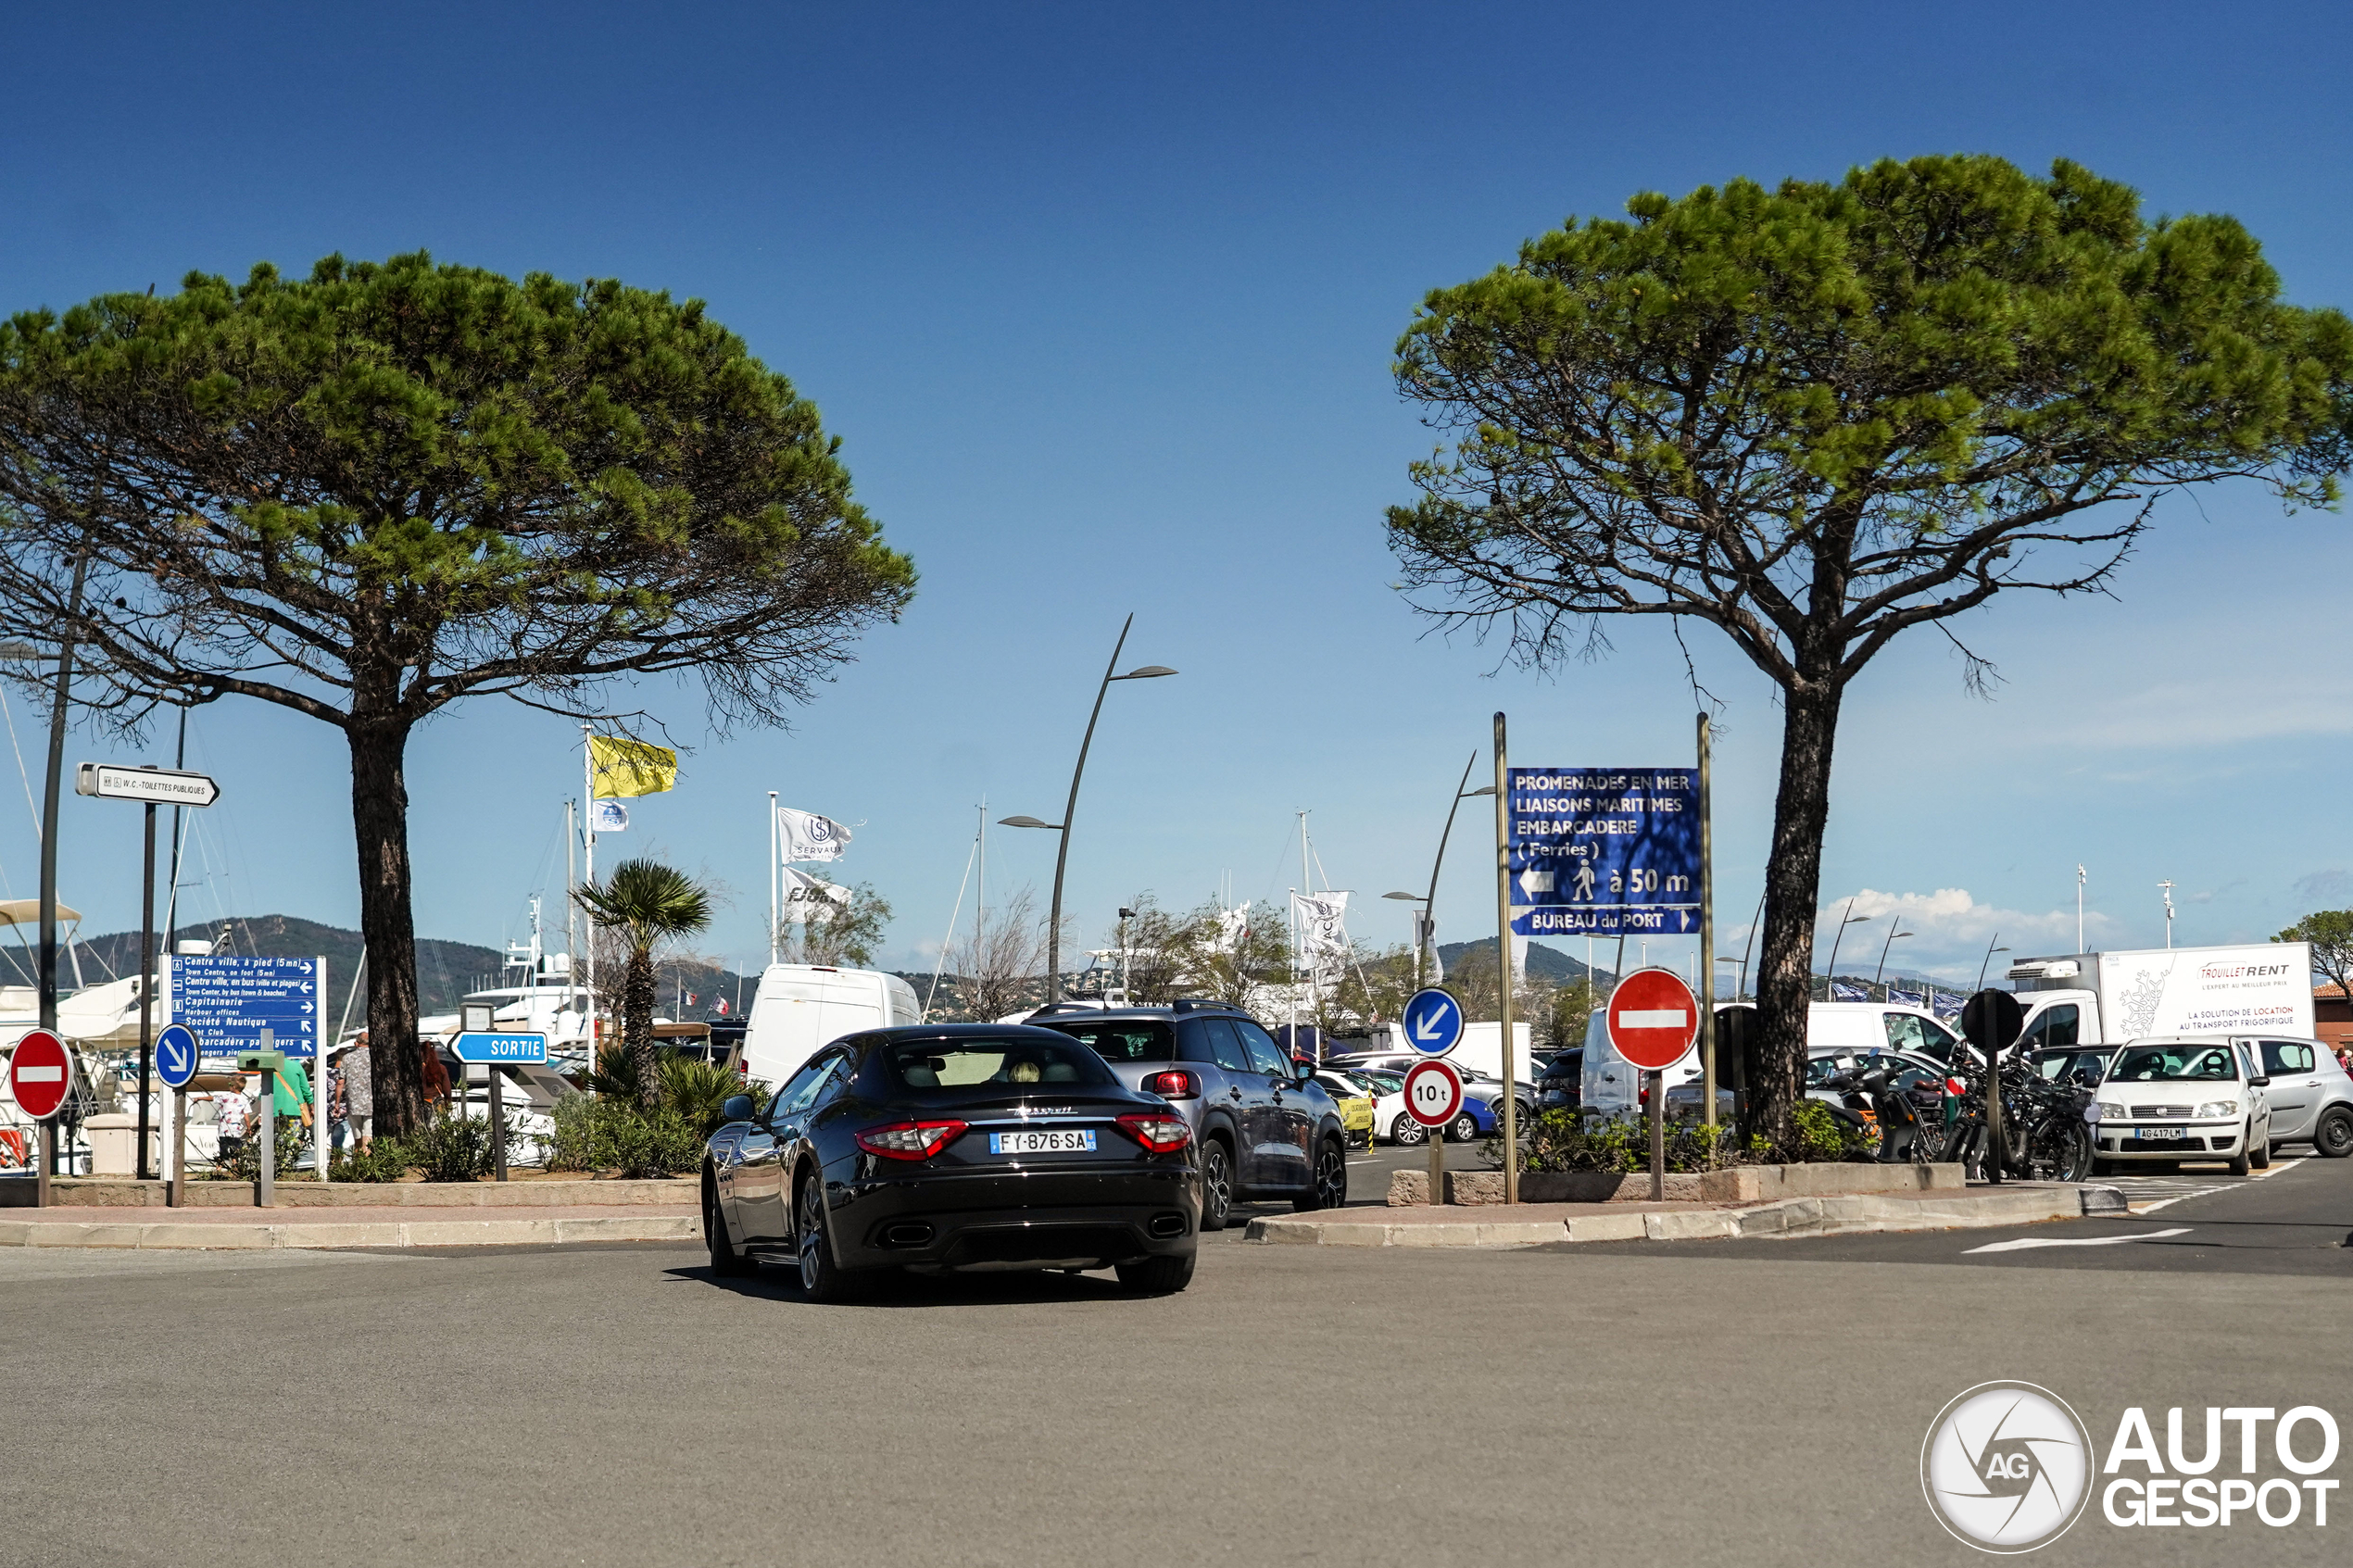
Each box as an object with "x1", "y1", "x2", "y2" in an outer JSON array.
[
  {"x1": 544, "y1": 1095, "x2": 701, "y2": 1177},
  {"x1": 201, "y1": 1117, "x2": 312, "y2": 1181},
  {"x1": 1493, "y1": 1110, "x2": 1754, "y2": 1174},
  {"x1": 330, "y1": 1137, "x2": 413, "y2": 1183}
]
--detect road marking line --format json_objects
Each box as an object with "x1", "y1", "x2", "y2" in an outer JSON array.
[
  {"x1": 2128, "y1": 1156, "x2": 2309, "y2": 1213},
  {"x1": 1966, "y1": 1227, "x2": 2192, "y2": 1254}
]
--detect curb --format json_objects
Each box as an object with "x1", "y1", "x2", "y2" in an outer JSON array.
[
  {"x1": 0, "y1": 1214, "x2": 702, "y2": 1251},
  {"x1": 1244, "y1": 1185, "x2": 2097, "y2": 1249}
]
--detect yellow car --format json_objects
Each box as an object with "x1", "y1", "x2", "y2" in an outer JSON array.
[{"x1": 1313, "y1": 1069, "x2": 1377, "y2": 1148}]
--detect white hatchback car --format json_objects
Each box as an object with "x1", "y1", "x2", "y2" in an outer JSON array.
[{"x1": 2093, "y1": 1037, "x2": 2273, "y2": 1175}]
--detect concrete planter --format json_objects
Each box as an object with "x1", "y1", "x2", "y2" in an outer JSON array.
[
  {"x1": 2, "y1": 1176, "x2": 697, "y2": 1210},
  {"x1": 1386, "y1": 1161, "x2": 1963, "y2": 1207}
]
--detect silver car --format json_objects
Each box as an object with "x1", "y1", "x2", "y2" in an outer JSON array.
[
  {"x1": 2093, "y1": 1037, "x2": 2273, "y2": 1175},
  {"x1": 2244, "y1": 1036, "x2": 2353, "y2": 1158}
]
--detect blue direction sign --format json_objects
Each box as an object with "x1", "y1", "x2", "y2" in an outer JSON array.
[
  {"x1": 453, "y1": 1032, "x2": 547, "y2": 1065},
  {"x1": 154, "y1": 1023, "x2": 200, "y2": 1090},
  {"x1": 1508, "y1": 768, "x2": 1702, "y2": 937},
  {"x1": 170, "y1": 956, "x2": 323, "y2": 1059},
  {"x1": 1402, "y1": 987, "x2": 1464, "y2": 1056}
]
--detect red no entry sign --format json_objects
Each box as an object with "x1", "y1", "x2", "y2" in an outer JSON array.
[
  {"x1": 1606, "y1": 970, "x2": 1700, "y2": 1072},
  {"x1": 1402, "y1": 1059, "x2": 1464, "y2": 1127},
  {"x1": 7, "y1": 1027, "x2": 71, "y2": 1122}
]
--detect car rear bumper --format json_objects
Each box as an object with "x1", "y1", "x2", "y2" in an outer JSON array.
[{"x1": 827, "y1": 1165, "x2": 1201, "y2": 1272}]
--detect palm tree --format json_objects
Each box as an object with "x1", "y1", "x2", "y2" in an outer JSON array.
[{"x1": 575, "y1": 859, "x2": 712, "y2": 1108}]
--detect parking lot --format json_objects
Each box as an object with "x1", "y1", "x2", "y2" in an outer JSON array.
[{"x1": 5, "y1": 1153, "x2": 2343, "y2": 1568}]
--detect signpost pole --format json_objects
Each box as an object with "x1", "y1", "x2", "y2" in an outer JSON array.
[
  {"x1": 1491, "y1": 711, "x2": 1516, "y2": 1205},
  {"x1": 256, "y1": 1029, "x2": 274, "y2": 1210},
  {"x1": 1649, "y1": 1068, "x2": 1666, "y2": 1200},
  {"x1": 137, "y1": 800, "x2": 157, "y2": 1180},
  {"x1": 490, "y1": 1066, "x2": 507, "y2": 1182},
  {"x1": 169, "y1": 1088, "x2": 184, "y2": 1207},
  {"x1": 1427, "y1": 1099, "x2": 1443, "y2": 1205},
  {"x1": 36, "y1": 1123, "x2": 52, "y2": 1208},
  {"x1": 1697, "y1": 715, "x2": 1716, "y2": 1136},
  {"x1": 314, "y1": 955, "x2": 328, "y2": 1180}
]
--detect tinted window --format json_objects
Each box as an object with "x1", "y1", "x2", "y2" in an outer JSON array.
[
  {"x1": 878, "y1": 1035, "x2": 1116, "y2": 1091},
  {"x1": 767, "y1": 1054, "x2": 838, "y2": 1127},
  {"x1": 1195, "y1": 1018, "x2": 1252, "y2": 1073},
  {"x1": 1045, "y1": 1021, "x2": 1176, "y2": 1063},
  {"x1": 1229, "y1": 1018, "x2": 1290, "y2": 1076},
  {"x1": 1915, "y1": 1019, "x2": 1961, "y2": 1061},
  {"x1": 2110, "y1": 1045, "x2": 2239, "y2": 1083},
  {"x1": 1882, "y1": 1013, "x2": 1927, "y2": 1054},
  {"x1": 2261, "y1": 1041, "x2": 2314, "y2": 1074},
  {"x1": 2020, "y1": 1005, "x2": 2081, "y2": 1050}
]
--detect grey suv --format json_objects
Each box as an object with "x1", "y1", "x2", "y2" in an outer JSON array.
[{"x1": 1029, "y1": 1001, "x2": 1349, "y2": 1230}]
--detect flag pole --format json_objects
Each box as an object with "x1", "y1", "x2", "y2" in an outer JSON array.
[{"x1": 768, "y1": 791, "x2": 779, "y2": 968}]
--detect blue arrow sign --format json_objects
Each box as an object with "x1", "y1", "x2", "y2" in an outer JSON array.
[
  {"x1": 1507, "y1": 768, "x2": 1703, "y2": 936},
  {"x1": 155, "y1": 1023, "x2": 199, "y2": 1090},
  {"x1": 170, "y1": 956, "x2": 324, "y2": 1058},
  {"x1": 452, "y1": 1032, "x2": 548, "y2": 1065},
  {"x1": 1403, "y1": 987, "x2": 1464, "y2": 1056}
]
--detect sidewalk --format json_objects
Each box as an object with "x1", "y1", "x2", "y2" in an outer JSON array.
[
  {"x1": 1245, "y1": 1183, "x2": 2113, "y2": 1248},
  {"x1": 0, "y1": 1200, "x2": 700, "y2": 1250}
]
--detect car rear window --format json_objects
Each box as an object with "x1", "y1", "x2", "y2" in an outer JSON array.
[
  {"x1": 1040, "y1": 1021, "x2": 1176, "y2": 1063},
  {"x1": 879, "y1": 1036, "x2": 1117, "y2": 1090}
]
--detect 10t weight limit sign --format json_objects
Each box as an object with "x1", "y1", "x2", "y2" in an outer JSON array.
[{"x1": 1402, "y1": 1060, "x2": 1464, "y2": 1128}]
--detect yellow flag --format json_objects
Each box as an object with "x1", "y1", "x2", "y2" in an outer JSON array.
[{"x1": 589, "y1": 734, "x2": 678, "y2": 799}]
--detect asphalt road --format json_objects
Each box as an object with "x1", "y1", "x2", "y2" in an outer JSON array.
[{"x1": 3, "y1": 1158, "x2": 2346, "y2": 1568}]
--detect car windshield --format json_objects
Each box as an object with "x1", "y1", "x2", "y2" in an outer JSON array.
[
  {"x1": 2108, "y1": 1045, "x2": 2239, "y2": 1083},
  {"x1": 1040, "y1": 1021, "x2": 1176, "y2": 1063},
  {"x1": 880, "y1": 1036, "x2": 1118, "y2": 1090},
  {"x1": 1361, "y1": 1071, "x2": 1403, "y2": 1094}
]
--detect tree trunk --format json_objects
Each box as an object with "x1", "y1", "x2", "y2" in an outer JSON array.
[
  {"x1": 1751, "y1": 672, "x2": 1845, "y2": 1150},
  {"x1": 348, "y1": 718, "x2": 426, "y2": 1137},
  {"x1": 625, "y1": 944, "x2": 659, "y2": 1110}
]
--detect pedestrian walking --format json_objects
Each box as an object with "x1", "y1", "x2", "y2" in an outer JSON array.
[
  {"x1": 342, "y1": 1036, "x2": 374, "y2": 1153},
  {"x1": 214, "y1": 1083, "x2": 251, "y2": 1166},
  {"x1": 328, "y1": 1051, "x2": 350, "y2": 1155}
]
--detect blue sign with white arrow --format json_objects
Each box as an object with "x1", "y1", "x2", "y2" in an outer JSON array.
[
  {"x1": 452, "y1": 1032, "x2": 548, "y2": 1065},
  {"x1": 154, "y1": 1023, "x2": 200, "y2": 1090},
  {"x1": 170, "y1": 955, "x2": 323, "y2": 1059},
  {"x1": 1507, "y1": 767, "x2": 1703, "y2": 936},
  {"x1": 1403, "y1": 987, "x2": 1464, "y2": 1056}
]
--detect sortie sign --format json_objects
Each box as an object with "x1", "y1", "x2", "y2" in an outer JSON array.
[{"x1": 1605, "y1": 969, "x2": 1700, "y2": 1072}]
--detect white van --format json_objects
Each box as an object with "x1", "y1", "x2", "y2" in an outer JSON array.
[
  {"x1": 740, "y1": 964, "x2": 920, "y2": 1089},
  {"x1": 1580, "y1": 1001, "x2": 1965, "y2": 1115}
]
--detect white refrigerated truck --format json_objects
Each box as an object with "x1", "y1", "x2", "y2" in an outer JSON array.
[{"x1": 2004, "y1": 942, "x2": 2313, "y2": 1049}]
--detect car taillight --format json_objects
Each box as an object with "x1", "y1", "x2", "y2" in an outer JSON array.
[
  {"x1": 1145, "y1": 1070, "x2": 1198, "y2": 1099},
  {"x1": 1116, "y1": 1111, "x2": 1191, "y2": 1154},
  {"x1": 855, "y1": 1120, "x2": 968, "y2": 1160}
]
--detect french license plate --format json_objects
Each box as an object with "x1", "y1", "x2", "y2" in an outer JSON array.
[
  {"x1": 2133, "y1": 1127, "x2": 2187, "y2": 1142},
  {"x1": 988, "y1": 1129, "x2": 1097, "y2": 1155}
]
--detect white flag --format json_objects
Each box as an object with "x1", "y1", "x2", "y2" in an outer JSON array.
[
  {"x1": 1291, "y1": 892, "x2": 1351, "y2": 958},
  {"x1": 776, "y1": 804, "x2": 851, "y2": 862},
  {"x1": 781, "y1": 867, "x2": 852, "y2": 922},
  {"x1": 590, "y1": 800, "x2": 628, "y2": 833}
]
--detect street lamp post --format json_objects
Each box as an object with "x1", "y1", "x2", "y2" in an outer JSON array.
[
  {"x1": 1000, "y1": 614, "x2": 1174, "y2": 1007},
  {"x1": 1382, "y1": 751, "x2": 1492, "y2": 992},
  {"x1": 1873, "y1": 922, "x2": 1914, "y2": 988},
  {"x1": 1977, "y1": 935, "x2": 2010, "y2": 990},
  {"x1": 1822, "y1": 899, "x2": 1869, "y2": 997}
]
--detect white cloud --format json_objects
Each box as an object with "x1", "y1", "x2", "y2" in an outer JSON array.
[{"x1": 1799, "y1": 886, "x2": 2116, "y2": 983}]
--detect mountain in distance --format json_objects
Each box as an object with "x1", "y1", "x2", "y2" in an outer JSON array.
[{"x1": 1438, "y1": 937, "x2": 1617, "y2": 991}]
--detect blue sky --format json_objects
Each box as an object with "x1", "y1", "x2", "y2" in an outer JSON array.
[{"x1": 4, "y1": 1, "x2": 2350, "y2": 989}]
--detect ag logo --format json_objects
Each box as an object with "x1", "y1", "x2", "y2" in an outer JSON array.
[{"x1": 1921, "y1": 1383, "x2": 2093, "y2": 1553}]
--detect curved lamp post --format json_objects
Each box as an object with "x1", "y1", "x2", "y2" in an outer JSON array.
[
  {"x1": 1873, "y1": 923, "x2": 1914, "y2": 987},
  {"x1": 1000, "y1": 613, "x2": 1174, "y2": 1005},
  {"x1": 1382, "y1": 751, "x2": 1494, "y2": 991},
  {"x1": 1822, "y1": 898, "x2": 1869, "y2": 997}
]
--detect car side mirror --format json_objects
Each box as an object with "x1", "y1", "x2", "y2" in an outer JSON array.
[
  {"x1": 721, "y1": 1094, "x2": 754, "y2": 1123},
  {"x1": 2250, "y1": 1075, "x2": 2271, "y2": 1088}
]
